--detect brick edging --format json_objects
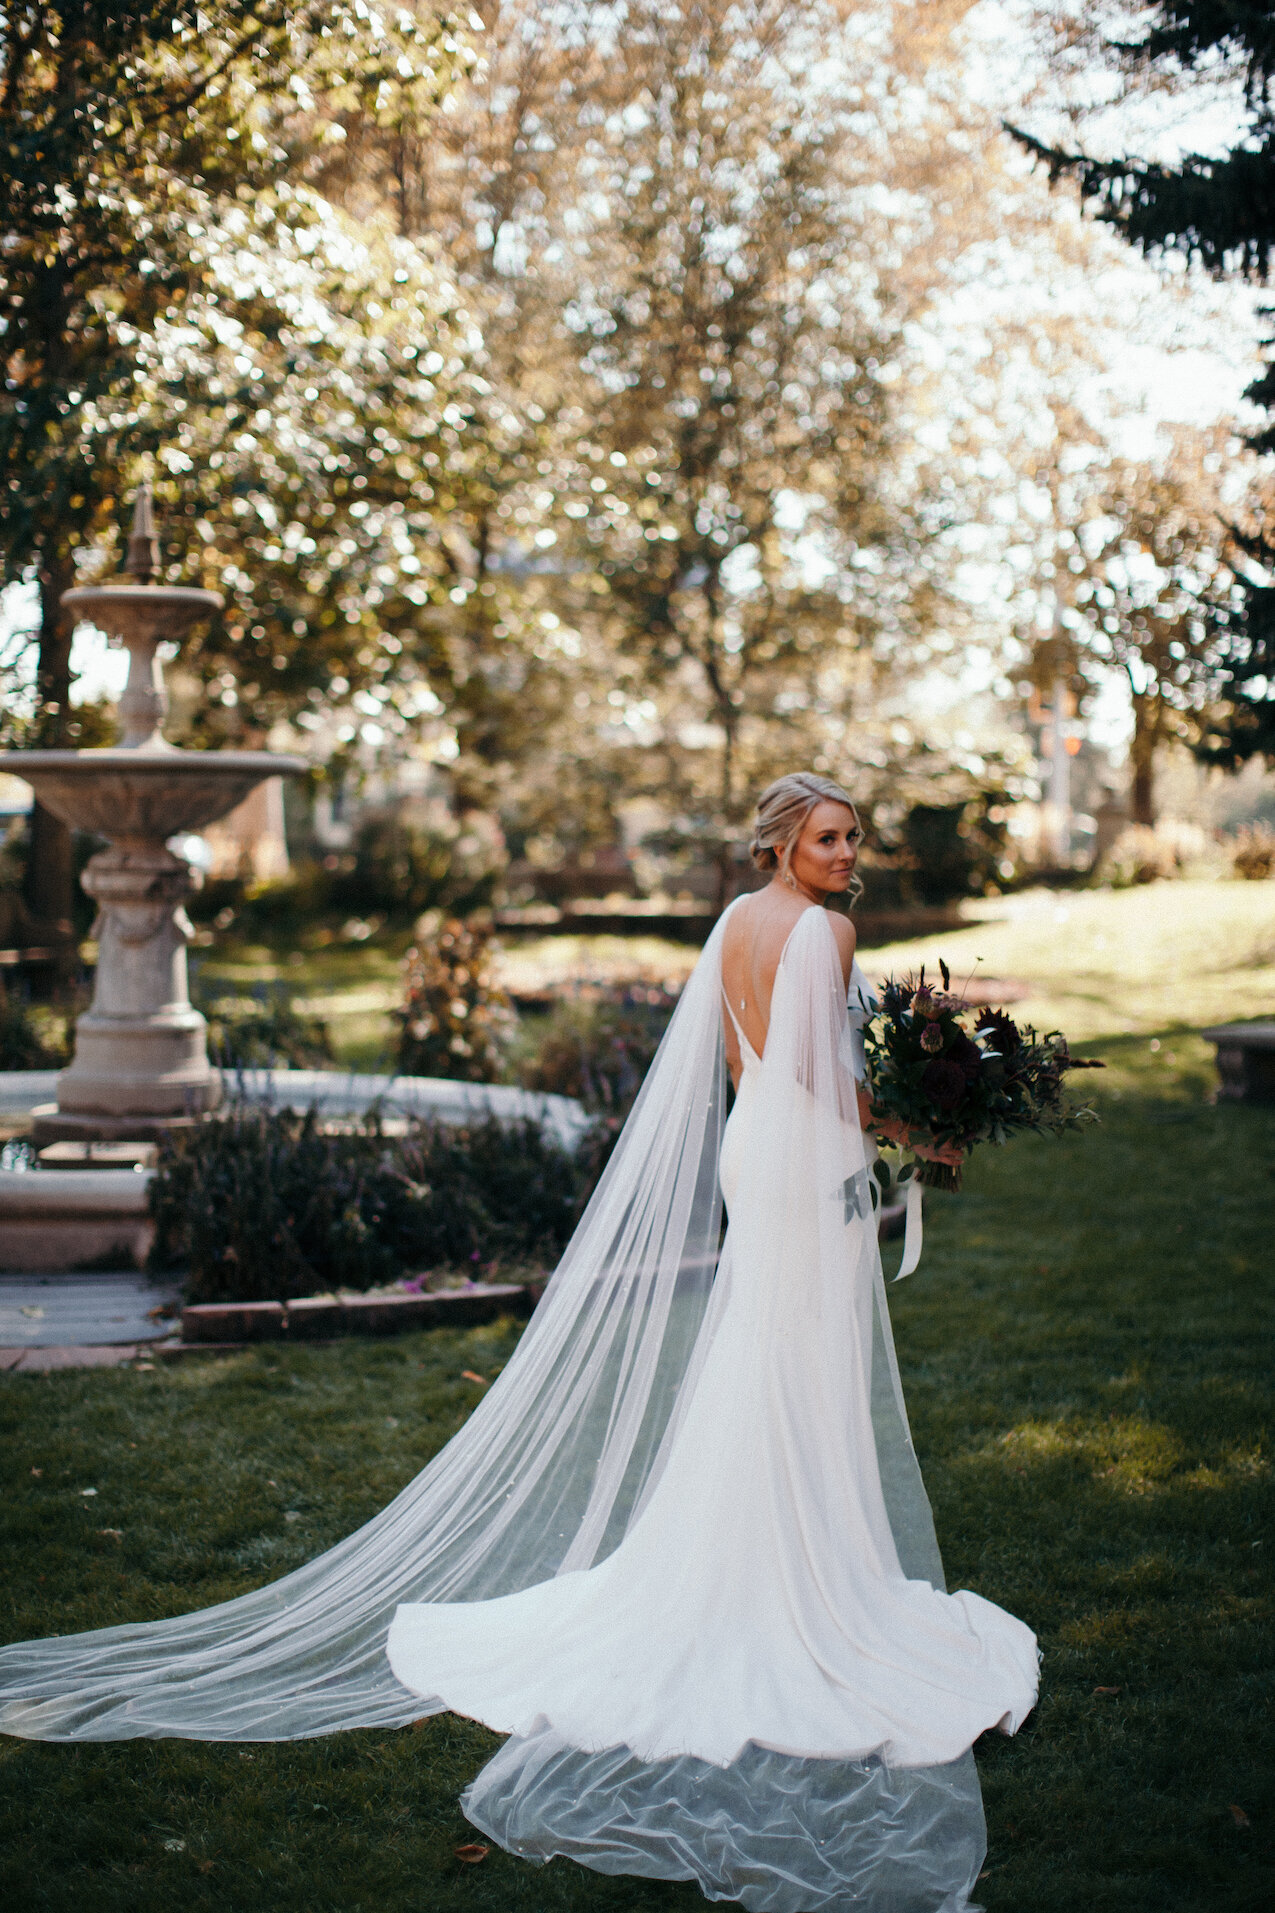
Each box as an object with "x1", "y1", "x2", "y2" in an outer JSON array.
[{"x1": 181, "y1": 1282, "x2": 534, "y2": 1344}]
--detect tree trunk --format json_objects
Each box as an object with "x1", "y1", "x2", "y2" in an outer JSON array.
[
  {"x1": 1128, "y1": 691, "x2": 1157, "y2": 828},
  {"x1": 23, "y1": 560, "x2": 77, "y2": 932},
  {"x1": 714, "y1": 707, "x2": 737, "y2": 914}
]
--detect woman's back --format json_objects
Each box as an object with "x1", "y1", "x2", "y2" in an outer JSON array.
[{"x1": 721, "y1": 891, "x2": 856, "y2": 1079}]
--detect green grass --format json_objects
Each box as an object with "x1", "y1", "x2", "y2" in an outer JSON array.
[
  {"x1": 2, "y1": 1043, "x2": 1272, "y2": 1912},
  {"x1": 192, "y1": 934, "x2": 409, "y2": 1072}
]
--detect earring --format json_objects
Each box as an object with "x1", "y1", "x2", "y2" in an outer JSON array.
[{"x1": 783, "y1": 867, "x2": 796, "y2": 889}]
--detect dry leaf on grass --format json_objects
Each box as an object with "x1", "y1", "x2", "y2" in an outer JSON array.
[
  {"x1": 1229, "y1": 1804, "x2": 1251, "y2": 1828},
  {"x1": 1092, "y1": 1686, "x2": 1121, "y2": 1696},
  {"x1": 454, "y1": 1843, "x2": 490, "y2": 1864},
  {"x1": 461, "y1": 1370, "x2": 488, "y2": 1385}
]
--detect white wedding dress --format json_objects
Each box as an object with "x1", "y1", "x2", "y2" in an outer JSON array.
[{"x1": 0, "y1": 902, "x2": 1037, "y2": 1911}]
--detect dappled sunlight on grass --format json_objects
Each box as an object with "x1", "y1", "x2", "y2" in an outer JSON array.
[{"x1": 991, "y1": 1416, "x2": 1188, "y2": 1495}]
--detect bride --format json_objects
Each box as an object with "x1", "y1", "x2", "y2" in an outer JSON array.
[{"x1": 1, "y1": 770, "x2": 1038, "y2": 1912}]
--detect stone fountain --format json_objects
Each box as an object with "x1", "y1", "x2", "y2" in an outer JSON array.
[{"x1": 0, "y1": 489, "x2": 306, "y2": 1142}]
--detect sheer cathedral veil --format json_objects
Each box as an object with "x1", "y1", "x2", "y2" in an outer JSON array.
[{"x1": 0, "y1": 900, "x2": 990, "y2": 1911}]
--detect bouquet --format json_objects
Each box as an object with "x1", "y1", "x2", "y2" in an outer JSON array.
[{"x1": 861, "y1": 962, "x2": 1102, "y2": 1193}]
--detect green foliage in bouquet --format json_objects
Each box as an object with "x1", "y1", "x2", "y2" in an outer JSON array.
[{"x1": 862, "y1": 962, "x2": 1102, "y2": 1192}]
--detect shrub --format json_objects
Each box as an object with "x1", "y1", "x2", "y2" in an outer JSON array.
[
  {"x1": 393, "y1": 914, "x2": 513, "y2": 1083},
  {"x1": 188, "y1": 814, "x2": 503, "y2": 938},
  {"x1": 149, "y1": 1105, "x2": 593, "y2": 1301},
  {"x1": 1099, "y1": 824, "x2": 1183, "y2": 888},
  {"x1": 335, "y1": 813, "x2": 503, "y2": 921},
  {"x1": 1231, "y1": 822, "x2": 1275, "y2": 880},
  {"x1": 188, "y1": 863, "x2": 337, "y2": 935},
  {"x1": 0, "y1": 984, "x2": 71, "y2": 1069},
  {"x1": 513, "y1": 987, "x2": 678, "y2": 1114}
]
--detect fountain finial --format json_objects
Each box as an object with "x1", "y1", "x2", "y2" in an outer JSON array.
[{"x1": 125, "y1": 484, "x2": 160, "y2": 582}]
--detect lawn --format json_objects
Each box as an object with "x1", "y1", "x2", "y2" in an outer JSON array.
[{"x1": 1, "y1": 1039, "x2": 1271, "y2": 1912}]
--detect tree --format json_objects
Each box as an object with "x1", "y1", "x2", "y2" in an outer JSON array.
[
  {"x1": 0, "y1": 1, "x2": 471, "y2": 921},
  {"x1": 326, "y1": 0, "x2": 1056, "y2": 894},
  {"x1": 1068, "y1": 436, "x2": 1231, "y2": 823},
  {"x1": 1009, "y1": 2, "x2": 1275, "y2": 766},
  {"x1": 426, "y1": 0, "x2": 985, "y2": 900},
  {"x1": 996, "y1": 411, "x2": 1230, "y2": 828},
  {"x1": 311, "y1": 0, "x2": 627, "y2": 833}
]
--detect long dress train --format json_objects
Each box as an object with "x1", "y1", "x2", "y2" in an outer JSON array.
[{"x1": 0, "y1": 901, "x2": 1037, "y2": 1911}]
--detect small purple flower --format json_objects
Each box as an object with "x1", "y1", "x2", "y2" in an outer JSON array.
[{"x1": 920, "y1": 1022, "x2": 943, "y2": 1053}]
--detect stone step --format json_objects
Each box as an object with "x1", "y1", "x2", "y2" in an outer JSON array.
[
  {"x1": 0, "y1": 1169, "x2": 155, "y2": 1273},
  {"x1": 37, "y1": 1141, "x2": 157, "y2": 1171},
  {"x1": 0, "y1": 1272, "x2": 179, "y2": 1346}
]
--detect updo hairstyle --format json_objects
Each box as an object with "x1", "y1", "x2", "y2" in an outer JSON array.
[{"x1": 748, "y1": 771, "x2": 863, "y2": 905}]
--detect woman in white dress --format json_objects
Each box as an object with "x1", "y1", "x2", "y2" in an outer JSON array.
[{"x1": 0, "y1": 771, "x2": 1038, "y2": 1912}]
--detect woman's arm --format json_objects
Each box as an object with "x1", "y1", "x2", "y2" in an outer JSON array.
[
  {"x1": 828, "y1": 911, "x2": 856, "y2": 995},
  {"x1": 869, "y1": 1110, "x2": 965, "y2": 1168}
]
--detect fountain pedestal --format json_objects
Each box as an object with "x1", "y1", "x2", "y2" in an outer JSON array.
[{"x1": 41, "y1": 843, "x2": 209, "y2": 1139}]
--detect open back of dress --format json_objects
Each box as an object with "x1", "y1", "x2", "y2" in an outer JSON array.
[{"x1": 0, "y1": 902, "x2": 1036, "y2": 1912}]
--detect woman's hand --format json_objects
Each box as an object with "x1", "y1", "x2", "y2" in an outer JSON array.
[
  {"x1": 911, "y1": 1136, "x2": 966, "y2": 1168},
  {"x1": 868, "y1": 1110, "x2": 964, "y2": 1169}
]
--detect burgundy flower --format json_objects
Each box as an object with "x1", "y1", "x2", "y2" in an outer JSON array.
[
  {"x1": 913, "y1": 985, "x2": 936, "y2": 1017},
  {"x1": 975, "y1": 1007, "x2": 1022, "y2": 1055},
  {"x1": 948, "y1": 1029, "x2": 984, "y2": 1083},
  {"x1": 920, "y1": 1022, "x2": 944, "y2": 1053},
  {"x1": 921, "y1": 1057, "x2": 966, "y2": 1113}
]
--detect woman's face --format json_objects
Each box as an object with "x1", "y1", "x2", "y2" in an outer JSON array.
[{"x1": 787, "y1": 800, "x2": 861, "y2": 897}]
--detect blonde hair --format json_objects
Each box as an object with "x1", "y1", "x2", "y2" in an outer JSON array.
[{"x1": 748, "y1": 771, "x2": 863, "y2": 905}]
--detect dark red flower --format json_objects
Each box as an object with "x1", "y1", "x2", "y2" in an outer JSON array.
[
  {"x1": 948, "y1": 1029, "x2": 984, "y2": 1083},
  {"x1": 921, "y1": 1057, "x2": 966, "y2": 1113},
  {"x1": 975, "y1": 1007, "x2": 1022, "y2": 1054}
]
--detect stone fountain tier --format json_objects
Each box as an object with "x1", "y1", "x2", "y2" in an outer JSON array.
[{"x1": 0, "y1": 746, "x2": 303, "y2": 840}]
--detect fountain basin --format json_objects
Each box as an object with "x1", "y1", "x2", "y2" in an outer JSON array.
[
  {"x1": 0, "y1": 749, "x2": 306, "y2": 842},
  {"x1": 60, "y1": 583, "x2": 222, "y2": 638}
]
